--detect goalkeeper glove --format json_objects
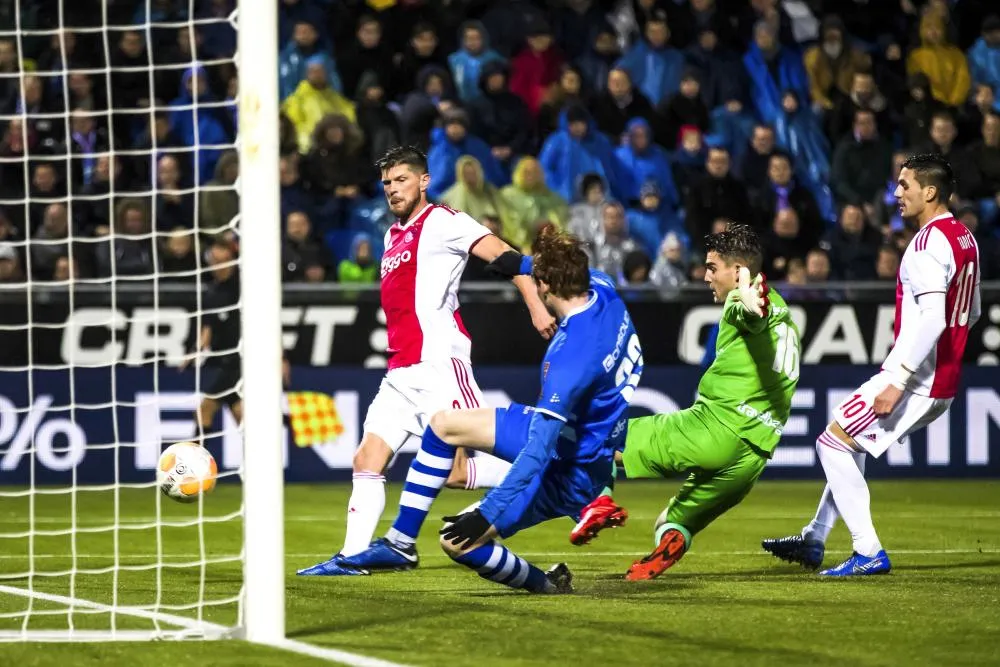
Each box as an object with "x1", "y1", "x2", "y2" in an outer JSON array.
[
  {"x1": 735, "y1": 267, "x2": 769, "y2": 318},
  {"x1": 440, "y1": 509, "x2": 491, "y2": 550}
]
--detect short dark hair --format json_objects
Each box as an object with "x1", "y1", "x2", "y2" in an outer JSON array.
[
  {"x1": 375, "y1": 145, "x2": 427, "y2": 174},
  {"x1": 703, "y1": 223, "x2": 763, "y2": 275},
  {"x1": 931, "y1": 109, "x2": 955, "y2": 126},
  {"x1": 532, "y1": 229, "x2": 590, "y2": 299},
  {"x1": 901, "y1": 153, "x2": 955, "y2": 203}
]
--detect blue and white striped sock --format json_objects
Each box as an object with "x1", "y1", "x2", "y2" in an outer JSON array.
[
  {"x1": 451, "y1": 541, "x2": 552, "y2": 593},
  {"x1": 386, "y1": 425, "x2": 454, "y2": 547}
]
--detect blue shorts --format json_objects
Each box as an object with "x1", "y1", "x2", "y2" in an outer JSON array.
[{"x1": 490, "y1": 403, "x2": 612, "y2": 539}]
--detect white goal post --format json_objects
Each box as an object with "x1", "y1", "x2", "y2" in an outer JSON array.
[{"x1": 0, "y1": 0, "x2": 285, "y2": 646}]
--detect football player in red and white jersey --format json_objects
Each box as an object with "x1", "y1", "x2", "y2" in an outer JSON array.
[
  {"x1": 298, "y1": 146, "x2": 555, "y2": 576},
  {"x1": 763, "y1": 154, "x2": 981, "y2": 576}
]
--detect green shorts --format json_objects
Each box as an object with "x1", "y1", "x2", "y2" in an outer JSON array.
[{"x1": 621, "y1": 405, "x2": 768, "y2": 536}]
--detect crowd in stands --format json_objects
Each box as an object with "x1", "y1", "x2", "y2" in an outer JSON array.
[{"x1": 1, "y1": 0, "x2": 999, "y2": 292}]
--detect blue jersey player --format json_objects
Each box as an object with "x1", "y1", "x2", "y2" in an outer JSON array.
[{"x1": 316, "y1": 231, "x2": 642, "y2": 592}]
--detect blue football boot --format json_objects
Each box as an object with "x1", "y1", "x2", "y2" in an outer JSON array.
[
  {"x1": 761, "y1": 535, "x2": 826, "y2": 570},
  {"x1": 819, "y1": 550, "x2": 892, "y2": 577},
  {"x1": 337, "y1": 537, "x2": 419, "y2": 572},
  {"x1": 296, "y1": 553, "x2": 370, "y2": 576}
]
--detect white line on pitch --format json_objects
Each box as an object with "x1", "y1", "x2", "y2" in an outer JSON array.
[
  {"x1": 0, "y1": 548, "x2": 997, "y2": 560},
  {"x1": 4, "y1": 511, "x2": 1000, "y2": 525}
]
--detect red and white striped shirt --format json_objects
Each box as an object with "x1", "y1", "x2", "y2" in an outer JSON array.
[
  {"x1": 379, "y1": 203, "x2": 490, "y2": 370},
  {"x1": 883, "y1": 213, "x2": 980, "y2": 398}
]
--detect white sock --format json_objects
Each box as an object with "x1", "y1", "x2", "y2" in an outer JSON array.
[
  {"x1": 802, "y1": 450, "x2": 865, "y2": 543},
  {"x1": 465, "y1": 455, "x2": 512, "y2": 490},
  {"x1": 341, "y1": 472, "x2": 386, "y2": 557},
  {"x1": 815, "y1": 430, "x2": 882, "y2": 557}
]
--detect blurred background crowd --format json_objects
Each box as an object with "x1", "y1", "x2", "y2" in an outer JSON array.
[{"x1": 0, "y1": 0, "x2": 998, "y2": 291}]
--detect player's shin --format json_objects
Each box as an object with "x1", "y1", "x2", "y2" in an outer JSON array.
[
  {"x1": 342, "y1": 472, "x2": 387, "y2": 557},
  {"x1": 450, "y1": 541, "x2": 555, "y2": 593},
  {"x1": 802, "y1": 450, "x2": 863, "y2": 543},
  {"x1": 815, "y1": 429, "x2": 882, "y2": 557},
  {"x1": 385, "y1": 424, "x2": 456, "y2": 547}
]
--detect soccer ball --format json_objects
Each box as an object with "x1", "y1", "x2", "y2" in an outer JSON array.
[{"x1": 157, "y1": 442, "x2": 218, "y2": 503}]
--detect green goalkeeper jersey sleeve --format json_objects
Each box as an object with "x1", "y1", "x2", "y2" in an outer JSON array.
[{"x1": 694, "y1": 286, "x2": 801, "y2": 456}]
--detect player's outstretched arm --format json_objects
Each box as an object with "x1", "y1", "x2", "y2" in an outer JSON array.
[
  {"x1": 472, "y1": 238, "x2": 556, "y2": 339},
  {"x1": 477, "y1": 411, "x2": 563, "y2": 527}
]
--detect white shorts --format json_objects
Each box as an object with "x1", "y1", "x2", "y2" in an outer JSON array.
[
  {"x1": 832, "y1": 370, "x2": 951, "y2": 458},
  {"x1": 363, "y1": 358, "x2": 485, "y2": 453}
]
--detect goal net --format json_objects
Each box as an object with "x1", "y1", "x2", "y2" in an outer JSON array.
[{"x1": 0, "y1": 1, "x2": 284, "y2": 643}]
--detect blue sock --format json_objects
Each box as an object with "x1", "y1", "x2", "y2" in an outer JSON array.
[
  {"x1": 386, "y1": 425, "x2": 455, "y2": 547},
  {"x1": 451, "y1": 541, "x2": 551, "y2": 593}
]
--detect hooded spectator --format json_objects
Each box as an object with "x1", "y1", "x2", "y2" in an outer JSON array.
[
  {"x1": 399, "y1": 64, "x2": 456, "y2": 150},
  {"x1": 354, "y1": 70, "x2": 401, "y2": 166},
  {"x1": 509, "y1": 20, "x2": 565, "y2": 117},
  {"x1": 301, "y1": 114, "x2": 374, "y2": 228},
  {"x1": 967, "y1": 16, "x2": 1000, "y2": 94},
  {"x1": 282, "y1": 56, "x2": 356, "y2": 151},
  {"x1": 658, "y1": 69, "x2": 710, "y2": 148},
  {"x1": 650, "y1": 231, "x2": 689, "y2": 294},
  {"x1": 538, "y1": 105, "x2": 628, "y2": 203},
  {"x1": 339, "y1": 15, "x2": 396, "y2": 101},
  {"x1": 500, "y1": 156, "x2": 569, "y2": 251},
  {"x1": 440, "y1": 155, "x2": 512, "y2": 234},
  {"x1": 615, "y1": 10, "x2": 685, "y2": 104},
  {"x1": 803, "y1": 15, "x2": 871, "y2": 110},
  {"x1": 426, "y1": 109, "x2": 506, "y2": 200},
  {"x1": 626, "y1": 180, "x2": 684, "y2": 257},
  {"x1": 278, "y1": 18, "x2": 342, "y2": 100},
  {"x1": 394, "y1": 22, "x2": 447, "y2": 102},
  {"x1": 774, "y1": 90, "x2": 831, "y2": 189},
  {"x1": 469, "y1": 61, "x2": 535, "y2": 164},
  {"x1": 742, "y1": 20, "x2": 809, "y2": 125},
  {"x1": 199, "y1": 150, "x2": 239, "y2": 233},
  {"x1": 684, "y1": 26, "x2": 749, "y2": 110},
  {"x1": 448, "y1": 20, "x2": 505, "y2": 103},
  {"x1": 575, "y1": 23, "x2": 620, "y2": 93},
  {"x1": 338, "y1": 233, "x2": 379, "y2": 284},
  {"x1": 568, "y1": 172, "x2": 608, "y2": 245},
  {"x1": 615, "y1": 117, "x2": 679, "y2": 208},
  {"x1": 906, "y1": 13, "x2": 971, "y2": 108}
]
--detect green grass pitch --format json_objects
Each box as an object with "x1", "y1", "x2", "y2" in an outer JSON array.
[{"x1": 2, "y1": 480, "x2": 999, "y2": 666}]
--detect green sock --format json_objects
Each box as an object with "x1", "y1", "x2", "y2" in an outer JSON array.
[{"x1": 654, "y1": 522, "x2": 692, "y2": 551}]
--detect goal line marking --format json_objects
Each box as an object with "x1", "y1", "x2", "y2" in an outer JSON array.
[{"x1": 0, "y1": 585, "x2": 410, "y2": 667}]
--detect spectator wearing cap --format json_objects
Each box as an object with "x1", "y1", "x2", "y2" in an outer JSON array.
[
  {"x1": 448, "y1": 20, "x2": 505, "y2": 104},
  {"x1": 906, "y1": 13, "x2": 970, "y2": 108},
  {"x1": 657, "y1": 69, "x2": 710, "y2": 149},
  {"x1": 615, "y1": 117, "x2": 679, "y2": 209},
  {"x1": 509, "y1": 19, "x2": 565, "y2": 118},
  {"x1": 338, "y1": 15, "x2": 397, "y2": 102},
  {"x1": 469, "y1": 60, "x2": 534, "y2": 168},
  {"x1": 426, "y1": 109, "x2": 505, "y2": 200},
  {"x1": 279, "y1": 18, "x2": 342, "y2": 101},
  {"x1": 282, "y1": 56, "x2": 356, "y2": 152},
  {"x1": 803, "y1": 15, "x2": 871, "y2": 111},
  {"x1": 538, "y1": 105, "x2": 628, "y2": 203},
  {"x1": 830, "y1": 108, "x2": 891, "y2": 207},
  {"x1": 743, "y1": 19, "x2": 809, "y2": 125},
  {"x1": 591, "y1": 68, "x2": 657, "y2": 141},
  {"x1": 575, "y1": 23, "x2": 620, "y2": 94},
  {"x1": 820, "y1": 203, "x2": 880, "y2": 281},
  {"x1": 968, "y1": 16, "x2": 1000, "y2": 100},
  {"x1": 626, "y1": 180, "x2": 684, "y2": 259},
  {"x1": 615, "y1": 10, "x2": 685, "y2": 105},
  {"x1": 685, "y1": 146, "x2": 750, "y2": 247},
  {"x1": 751, "y1": 151, "x2": 823, "y2": 243}
]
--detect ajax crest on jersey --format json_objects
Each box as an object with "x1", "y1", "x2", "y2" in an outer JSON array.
[{"x1": 157, "y1": 442, "x2": 218, "y2": 503}]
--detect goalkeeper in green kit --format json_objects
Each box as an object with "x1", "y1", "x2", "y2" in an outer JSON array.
[{"x1": 569, "y1": 225, "x2": 801, "y2": 580}]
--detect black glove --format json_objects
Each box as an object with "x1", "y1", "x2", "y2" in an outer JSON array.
[
  {"x1": 440, "y1": 509, "x2": 491, "y2": 550},
  {"x1": 484, "y1": 250, "x2": 525, "y2": 280}
]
